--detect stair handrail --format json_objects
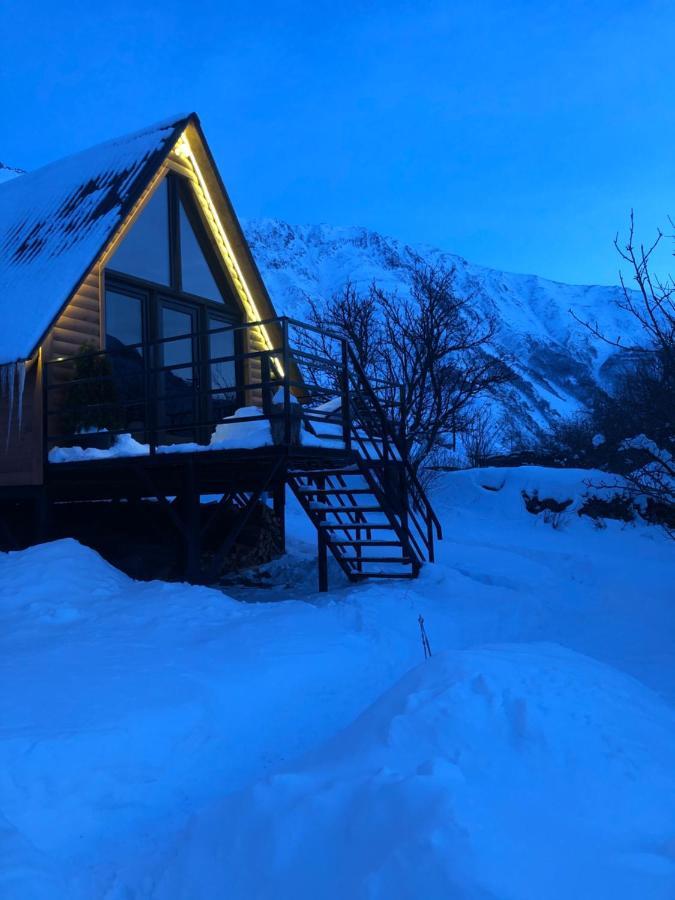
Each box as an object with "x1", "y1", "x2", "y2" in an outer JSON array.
[
  {"x1": 343, "y1": 346, "x2": 442, "y2": 541},
  {"x1": 275, "y1": 316, "x2": 442, "y2": 546}
]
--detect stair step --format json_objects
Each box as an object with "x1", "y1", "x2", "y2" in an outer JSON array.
[
  {"x1": 318, "y1": 522, "x2": 396, "y2": 530},
  {"x1": 315, "y1": 505, "x2": 383, "y2": 514},
  {"x1": 290, "y1": 467, "x2": 359, "y2": 478},
  {"x1": 344, "y1": 556, "x2": 412, "y2": 564},
  {"x1": 297, "y1": 488, "x2": 373, "y2": 495},
  {"x1": 351, "y1": 572, "x2": 417, "y2": 580},
  {"x1": 331, "y1": 540, "x2": 402, "y2": 546}
]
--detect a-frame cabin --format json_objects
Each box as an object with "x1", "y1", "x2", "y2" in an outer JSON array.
[{"x1": 0, "y1": 113, "x2": 440, "y2": 588}]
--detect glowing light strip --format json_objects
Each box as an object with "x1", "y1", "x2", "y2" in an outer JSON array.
[{"x1": 173, "y1": 132, "x2": 282, "y2": 375}]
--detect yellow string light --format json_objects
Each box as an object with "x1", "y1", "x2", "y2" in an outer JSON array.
[{"x1": 173, "y1": 132, "x2": 283, "y2": 375}]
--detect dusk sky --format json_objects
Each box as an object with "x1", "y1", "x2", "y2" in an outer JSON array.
[{"x1": 1, "y1": 0, "x2": 674, "y2": 285}]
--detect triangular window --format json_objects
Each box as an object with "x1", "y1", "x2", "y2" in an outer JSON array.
[
  {"x1": 106, "y1": 175, "x2": 233, "y2": 307},
  {"x1": 179, "y1": 197, "x2": 224, "y2": 303},
  {"x1": 108, "y1": 179, "x2": 170, "y2": 285}
]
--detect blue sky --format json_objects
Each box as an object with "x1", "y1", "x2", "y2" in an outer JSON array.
[{"x1": 1, "y1": 0, "x2": 674, "y2": 285}]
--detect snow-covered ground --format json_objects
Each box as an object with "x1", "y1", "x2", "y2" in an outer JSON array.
[{"x1": 1, "y1": 467, "x2": 673, "y2": 899}]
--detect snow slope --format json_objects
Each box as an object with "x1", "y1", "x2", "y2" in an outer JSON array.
[
  {"x1": 0, "y1": 468, "x2": 673, "y2": 898},
  {"x1": 245, "y1": 220, "x2": 644, "y2": 443},
  {"x1": 165, "y1": 647, "x2": 675, "y2": 900}
]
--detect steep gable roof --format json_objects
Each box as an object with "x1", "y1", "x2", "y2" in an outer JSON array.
[{"x1": 0, "y1": 114, "x2": 191, "y2": 364}]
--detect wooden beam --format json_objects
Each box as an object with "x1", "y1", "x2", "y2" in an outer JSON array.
[
  {"x1": 205, "y1": 457, "x2": 284, "y2": 582},
  {"x1": 273, "y1": 482, "x2": 286, "y2": 554},
  {"x1": 182, "y1": 461, "x2": 201, "y2": 583},
  {"x1": 317, "y1": 527, "x2": 328, "y2": 592}
]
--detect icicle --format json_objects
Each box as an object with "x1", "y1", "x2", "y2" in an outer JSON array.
[
  {"x1": 1, "y1": 365, "x2": 9, "y2": 449},
  {"x1": 4, "y1": 362, "x2": 15, "y2": 450},
  {"x1": 1, "y1": 362, "x2": 25, "y2": 450},
  {"x1": 16, "y1": 361, "x2": 26, "y2": 435}
]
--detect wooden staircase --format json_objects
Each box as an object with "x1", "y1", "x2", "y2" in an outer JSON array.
[
  {"x1": 289, "y1": 460, "x2": 420, "y2": 581},
  {"x1": 287, "y1": 345, "x2": 442, "y2": 588}
]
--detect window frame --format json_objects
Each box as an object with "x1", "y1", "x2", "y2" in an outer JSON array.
[
  {"x1": 103, "y1": 172, "x2": 246, "y2": 439},
  {"x1": 105, "y1": 172, "x2": 243, "y2": 321}
]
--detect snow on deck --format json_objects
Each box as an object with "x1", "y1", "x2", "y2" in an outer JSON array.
[
  {"x1": 0, "y1": 467, "x2": 673, "y2": 898},
  {"x1": 47, "y1": 405, "x2": 349, "y2": 463},
  {"x1": 0, "y1": 115, "x2": 189, "y2": 365}
]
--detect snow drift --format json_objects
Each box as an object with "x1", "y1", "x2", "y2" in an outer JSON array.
[
  {"x1": 0, "y1": 467, "x2": 673, "y2": 899},
  {"x1": 161, "y1": 645, "x2": 675, "y2": 900}
]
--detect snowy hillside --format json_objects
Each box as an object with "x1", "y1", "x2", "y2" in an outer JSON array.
[
  {"x1": 2, "y1": 468, "x2": 673, "y2": 898},
  {"x1": 245, "y1": 220, "x2": 643, "y2": 444}
]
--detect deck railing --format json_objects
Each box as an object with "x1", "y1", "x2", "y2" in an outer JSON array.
[{"x1": 44, "y1": 315, "x2": 441, "y2": 551}]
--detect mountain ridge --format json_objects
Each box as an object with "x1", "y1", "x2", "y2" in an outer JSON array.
[{"x1": 244, "y1": 218, "x2": 640, "y2": 448}]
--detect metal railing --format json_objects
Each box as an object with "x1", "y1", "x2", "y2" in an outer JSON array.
[{"x1": 44, "y1": 315, "x2": 441, "y2": 553}]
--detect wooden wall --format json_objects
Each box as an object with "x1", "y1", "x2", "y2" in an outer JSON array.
[{"x1": 45, "y1": 268, "x2": 102, "y2": 361}]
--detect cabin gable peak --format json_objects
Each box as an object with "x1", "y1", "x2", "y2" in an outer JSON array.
[{"x1": 0, "y1": 114, "x2": 277, "y2": 367}]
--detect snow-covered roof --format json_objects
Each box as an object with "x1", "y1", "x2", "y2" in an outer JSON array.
[
  {"x1": 0, "y1": 114, "x2": 192, "y2": 365},
  {"x1": 0, "y1": 164, "x2": 22, "y2": 186}
]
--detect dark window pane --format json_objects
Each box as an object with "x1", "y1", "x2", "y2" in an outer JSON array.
[
  {"x1": 209, "y1": 317, "x2": 237, "y2": 418},
  {"x1": 104, "y1": 289, "x2": 145, "y2": 433},
  {"x1": 105, "y1": 289, "x2": 143, "y2": 350},
  {"x1": 108, "y1": 180, "x2": 170, "y2": 285},
  {"x1": 179, "y1": 199, "x2": 224, "y2": 302},
  {"x1": 161, "y1": 307, "x2": 194, "y2": 383},
  {"x1": 159, "y1": 305, "x2": 197, "y2": 439}
]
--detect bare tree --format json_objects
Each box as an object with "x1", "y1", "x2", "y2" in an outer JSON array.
[
  {"x1": 463, "y1": 406, "x2": 505, "y2": 468},
  {"x1": 304, "y1": 260, "x2": 511, "y2": 474},
  {"x1": 570, "y1": 212, "x2": 674, "y2": 533},
  {"x1": 572, "y1": 211, "x2": 675, "y2": 359}
]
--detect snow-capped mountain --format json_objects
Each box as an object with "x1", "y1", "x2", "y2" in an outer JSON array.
[{"x1": 245, "y1": 219, "x2": 642, "y2": 447}]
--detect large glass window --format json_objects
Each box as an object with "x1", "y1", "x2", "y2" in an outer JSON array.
[
  {"x1": 105, "y1": 289, "x2": 143, "y2": 351},
  {"x1": 158, "y1": 302, "x2": 198, "y2": 439},
  {"x1": 103, "y1": 174, "x2": 244, "y2": 441},
  {"x1": 161, "y1": 305, "x2": 195, "y2": 385},
  {"x1": 209, "y1": 315, "x2": 238, "y2": 419},
  {"x1": 179, "y1": 198, "x2": 224, "y2": 303},
  {"x1": 108, "y1": 180, "x2": 170, "y2": 285},
  {"x1": 104, "y1": 288, "x2": 146, "y2": 432}
]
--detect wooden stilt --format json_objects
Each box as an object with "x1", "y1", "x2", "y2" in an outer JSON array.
[
  {"x1": 273, "y1": 482, "x2": 286, "y2": 554},
  {"x1": 318, "y1": 527, "x2": 328, "y2": 592},
  {"x1": 182, "y1": 462, "x2": 201, "y2": 583},
  {"x1": 317, "y1": 475, "x2": 328, "y2": 592},
  {"x1": 35, "y1": 490, "x2": 50, "y2": 544}
]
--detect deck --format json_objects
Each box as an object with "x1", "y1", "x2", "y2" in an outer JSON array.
[{"x1": 2, "y1": 316, "x2": 441, "y2": 590}]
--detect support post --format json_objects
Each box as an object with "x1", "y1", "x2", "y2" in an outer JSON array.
[
  {"x1": 35, "y1": 490, "x2": 51, "y2": 544},
  {"x1": 282, "y1": 318, "x2": 291, "y2": 445},
  {"x1": 146, "y1": 344, "x2": 158, "y2": 455},
  {"x1": 261, "y1": 352, "x2": 272, "y2": 417},
  {"x1": 182, "y1": 462, "x2": 201, "y2": 583},
  {"x1": 317, "y1": 473, "x2": 328, "y2": 592},
  {"x1": 318, "y1": 527, "x2": 328, "y2": 593},
  {"x1": 427, "y1": 514, "x2": 435, "y2": 563},
  {"x1": 341, "y1": 339, "x2": 351, "y2": 451},
  {"x1": 398, "y1": 383, "x2": 409, "y2": 543},
  {"x1": 273, "y1": 482, "x2": 286, "y2": 554}
]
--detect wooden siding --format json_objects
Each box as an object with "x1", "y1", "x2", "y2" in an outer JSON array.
[{"x1": 45, "y1": 268, "x2": 102, "y2": 363}]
